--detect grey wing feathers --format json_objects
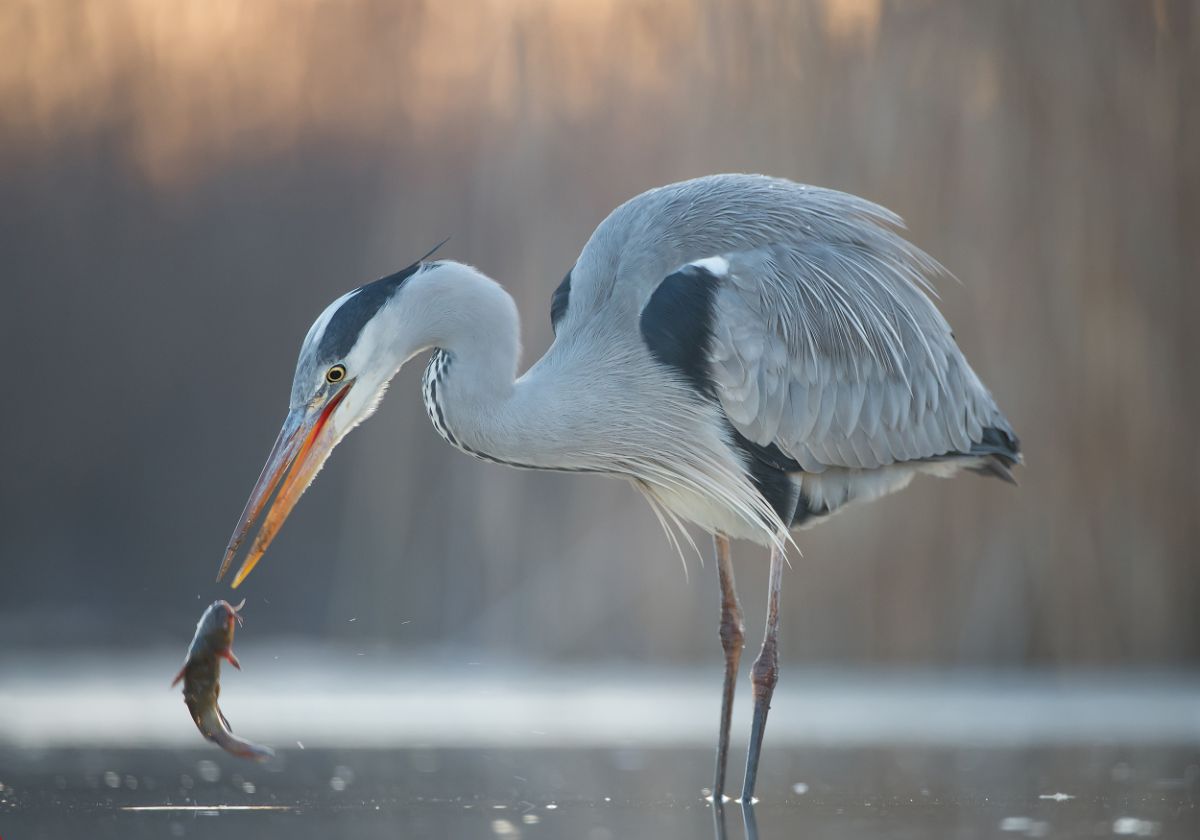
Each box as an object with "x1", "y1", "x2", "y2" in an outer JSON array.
[
  {"x1": 709, "y1": 237, "x2": 1016, "y2": 474},
  {"x1": 570, "y1": 174, "x2": 943, "y2": 320},
  {"x1": 567, "y1": 174, "x2": 1017, "y2": 476}
]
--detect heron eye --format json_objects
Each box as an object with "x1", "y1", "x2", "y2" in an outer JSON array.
[{"x1": 325, "y1": 364, "x2": 346, "y2": 384}]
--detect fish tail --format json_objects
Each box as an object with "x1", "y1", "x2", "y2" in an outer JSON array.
[
  {"x1": 212, "y1": 729, "x2": 275, "y2": 761},
  {"x1": 198, "y1": 705, "x2": 275, "y2": 762}
]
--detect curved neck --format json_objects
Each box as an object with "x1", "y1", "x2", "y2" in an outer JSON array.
[
  {"x1": 385, "y1": 261, "x2": 560, "y2": 467},
  {"x1": 393, "y1": 263, "x2": 610, "y2": 471},
  {"x1": 392, "y1": 263, "x2": 775, "y2": 536},
  {"x1": 397, "y1": 265, "x2": 521, "y2": 398}
]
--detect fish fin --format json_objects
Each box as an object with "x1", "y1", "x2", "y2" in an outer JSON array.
[
  {"x1": 223, "y1": 650, "x2": 242, "y2": 670},
  {"x1": 171, "y1": 666, "x2": 187, "y2": 687}
]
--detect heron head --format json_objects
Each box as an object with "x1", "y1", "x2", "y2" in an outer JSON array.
[{"x1": 218, "y1": 246, "x2": 454, "y2": 588}]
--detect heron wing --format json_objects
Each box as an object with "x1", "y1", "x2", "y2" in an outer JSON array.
[
  {"x1": 706, "y1": 239, "x2": 1016, "y2": 474},
  {"x1": 566, "y1": 174, "x2": 950, "y2": 329},
  {"x1": 562, "y1": 173, "x2": 1017, "y2": 472}
]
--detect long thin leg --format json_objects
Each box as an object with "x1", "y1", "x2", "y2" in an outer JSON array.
[
  {"x1": 712, "y1": 533, "x2": 744, "y2": 801},
  {"x1": 712, "y1": 798, "x2": 729, "y2": 840},
  {"x1": 741, "y1": 799, "x2": 760, "y2": 840},
  {"x1": 740, "y1": 542, "x2": 785, "y2": 802}
]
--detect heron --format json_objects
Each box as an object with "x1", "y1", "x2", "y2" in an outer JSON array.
[{"x1": 215, "y1": 173, "x2": 1020, "y2": 801}]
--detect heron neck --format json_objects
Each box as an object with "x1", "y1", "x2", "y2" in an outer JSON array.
[{"x1": 424, "y1": 303, "x2": 602, "y2": 471}]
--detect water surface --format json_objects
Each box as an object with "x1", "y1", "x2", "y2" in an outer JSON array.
[{"x1": 3, "y1": 745, "x2": 1196, "y2": 839}]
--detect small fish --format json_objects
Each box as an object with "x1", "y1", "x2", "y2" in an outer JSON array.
[{"x1": 172, "y1": 599, "x2": 274, "y2": 761}]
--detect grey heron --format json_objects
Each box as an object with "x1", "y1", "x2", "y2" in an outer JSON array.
[{"x1": 216, "y1": 173, "x2": 1020, "y2": 801}]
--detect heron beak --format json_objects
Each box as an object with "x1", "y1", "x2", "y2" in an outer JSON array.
[{"x1": 216, "y1": 381, "x2": 355, "y2": 588}]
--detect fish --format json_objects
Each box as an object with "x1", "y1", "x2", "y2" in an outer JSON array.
[{"x1": 172, "y1": 599, "x2": 274, "y2": 761}]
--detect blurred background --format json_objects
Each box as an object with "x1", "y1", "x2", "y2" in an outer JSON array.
[{"x1": 1, "y1": 0, "x2": 1197, "y2": 671}]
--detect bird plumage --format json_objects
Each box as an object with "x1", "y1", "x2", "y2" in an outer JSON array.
[
  {"x1": 540, "y1": 173, "x2": 1019, "y2": 538},
  {"x1": 220, "y1": 173, "x2": 1021, "y2": 801},
  {"x1": 261, "y1": 172, "x2": 1020, "y2": 549}
]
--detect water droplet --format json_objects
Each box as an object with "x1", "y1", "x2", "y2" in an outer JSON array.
[
  {"x1": 792, "y1": 782, "x2": 809, "y2": 794},
  {"x1": 103, "y1": 771, "x2": 120, "y2": 789},
  {"x1": 1113, "y1": 817, "x2": 1160, "y2": 836},
  {"x1": 196, "y1": 761, "x2": 220, "y2": 783}
]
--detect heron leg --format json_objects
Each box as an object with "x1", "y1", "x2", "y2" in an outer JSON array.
[
  {"x1": 712, "y1": 798, "x2": 730, "y2": 840},
  {"x1": 741, "y1": 798, "x2": 760, "y2": 840},
  {"x1": 741, "y1": 542, "x2": 785, "y2": 802},
  {"x1": 713, "y1": 533, "x2": 744, "y2": 801}
]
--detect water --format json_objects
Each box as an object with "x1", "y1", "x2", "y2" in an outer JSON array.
[
  {"x1": 4, "y1": 661, "x2": 1199, "y2": 836},
  {"x1": 3, "y1": 745, "x2": 1196, "y2": 839}
]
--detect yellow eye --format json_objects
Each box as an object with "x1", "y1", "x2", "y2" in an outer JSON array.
[{"x1": 325, "y1": 364, "x2": 346, "y2": 384}]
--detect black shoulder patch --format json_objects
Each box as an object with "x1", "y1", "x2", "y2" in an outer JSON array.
[
  {"x1": 316, "y1": 261, "x2": 425, "y2": 362},
  {"x1": 639, "y1": 264, "x2": 722, "y2": 397},
  {"x1": 643, "y1": 264, "x2": 816, "y2": 525},
  {"x1": 550, "y1": 270, "x2": 572, "y2": 334}
]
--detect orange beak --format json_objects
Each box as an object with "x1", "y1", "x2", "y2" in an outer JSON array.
[{"x1": 216, "y1": 381, "x2": 354, "y2": 588}]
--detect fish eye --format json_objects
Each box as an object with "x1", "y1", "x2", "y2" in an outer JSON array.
[{"x1": 325, "y1": 364, "x2": 347, "y2": 384}]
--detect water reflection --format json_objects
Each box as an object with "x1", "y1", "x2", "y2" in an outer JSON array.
[
  {"x1": 741, "y1": 801, "x2": 760, "y2": 840},
  {"x1": 4, "y1": 745, "x2": 1198, "y2": 839},
  {"x1": 120, "y1": 805, "x2": 294, "y2": 812},
  {"x1": 712, "y1": 800, "x2": 760, "y2": 840}
]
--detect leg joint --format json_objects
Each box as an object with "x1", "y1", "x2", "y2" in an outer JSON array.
[
  {"x1": 719, "y1": 612, "x2": 745, "y2": 654},
  {"x1": 750, "y1": 644, "x2": 779, "y2": 693}
]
